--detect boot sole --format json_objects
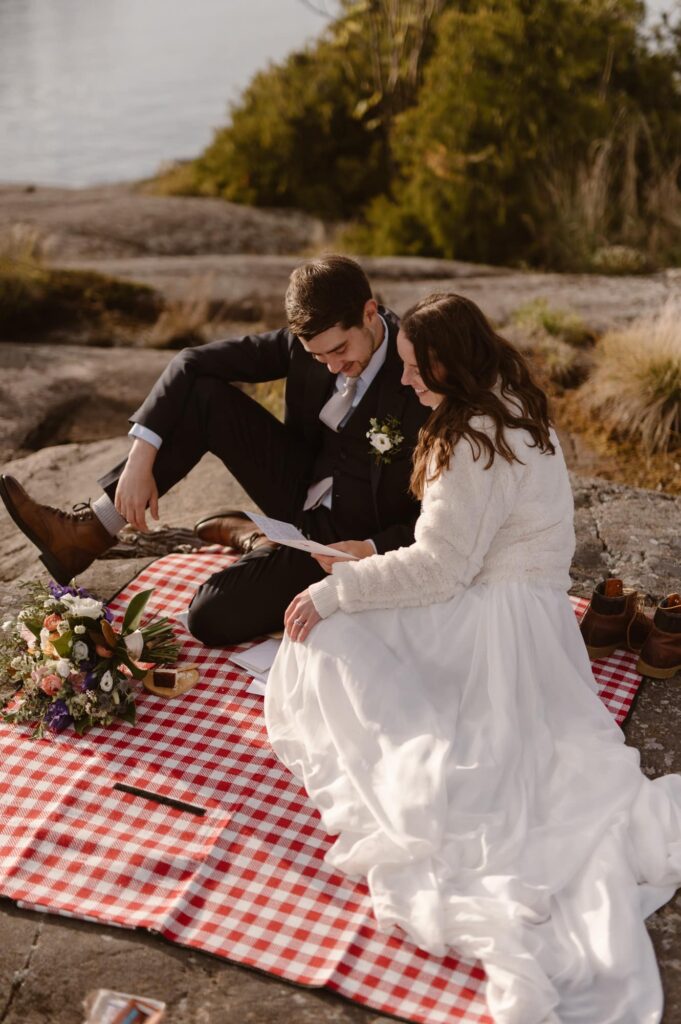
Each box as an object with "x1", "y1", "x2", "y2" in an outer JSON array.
[
  {"x1": 636, "y1": 658, "x2": 681, "y2": 680},
  {"x1": 586, "y1": 643, "x2": 620, "y2": 660},
  {"x1": 0, "y1": 476, "x2": 73, "y2": 586}
]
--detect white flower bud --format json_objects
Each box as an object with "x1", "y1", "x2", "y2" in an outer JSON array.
[
  {"x1": 123, "y1": 629, "x2": 144, "y2": 661},
  {"x1": 56, "y1": 659, "x2": 72, "y2": 678},
  {"x1": 74, "y1": 625, "x2": 86, "y2": 635}
]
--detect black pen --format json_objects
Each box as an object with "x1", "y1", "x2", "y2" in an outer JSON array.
[{"x1": 113, "y1": 782, "x2": 207, "y2": 816}]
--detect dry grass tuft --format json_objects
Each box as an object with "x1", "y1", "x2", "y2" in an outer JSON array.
[
  {"x1": 512, "y1": 298, "x2": 593, "y2": 347},
  {"x1": 241, "y1": 380, "x2": 286, "y2": 422},
  {"x1": 0, "y1": 223, "x2": 52, "y2": 263},
  {"x1": 584, "y1": 301, "x2": 681, "y2": 454},
  {"x1": 144, "y1": 275, "x2": 215, "y2": 349},
  {"x1": 540, "y1": 115, "x2": 681, "y2": 272}
]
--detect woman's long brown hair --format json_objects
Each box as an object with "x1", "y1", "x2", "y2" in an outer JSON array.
[{"x1": 403, "y1": 293, "x2": 555, "y2": 499}]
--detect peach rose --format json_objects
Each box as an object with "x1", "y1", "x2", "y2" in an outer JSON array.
[
  {"x1": 43, "y1": 613, "x2": 62, "y2": 632},
  {"x1": 39, "y1": 674, "x2": 62, "y2": 697}
]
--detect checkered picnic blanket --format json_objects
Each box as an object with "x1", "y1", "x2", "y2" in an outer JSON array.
[{"x1": 0, "y1": 552, "x2": 642, "y2": 1024}]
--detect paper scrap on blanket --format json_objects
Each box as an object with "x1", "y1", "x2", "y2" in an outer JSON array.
[{"x1": 230, "y1": 637, "x2": 281, "y2": 695}]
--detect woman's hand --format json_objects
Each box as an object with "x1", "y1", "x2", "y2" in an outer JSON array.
[
  {"x1": 114, "y1": 439, "x2": 159, "y2": 532},
  {"x1": 284, "y1": 589, "x2": 322, "y2": 643},
  {"x1": 313, "y1": 539, "x2": 375, "y2": 575}
]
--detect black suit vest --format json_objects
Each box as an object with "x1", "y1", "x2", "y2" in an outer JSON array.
[{"x1": 310, "y1": 376, "x2": 382, "y2": 539}]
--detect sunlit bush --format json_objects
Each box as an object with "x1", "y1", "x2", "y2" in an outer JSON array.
[{"x1": 585, "y1": 301, "x2": 681, "y2": 453}]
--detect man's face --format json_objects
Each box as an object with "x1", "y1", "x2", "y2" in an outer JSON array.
[{"x1": 301, "y1": 300, "x2": 382, "y2": 377}]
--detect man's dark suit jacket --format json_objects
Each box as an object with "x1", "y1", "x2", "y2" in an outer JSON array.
[{"x1": 130, "y1": 306, "x2": 430, "y2": 553}]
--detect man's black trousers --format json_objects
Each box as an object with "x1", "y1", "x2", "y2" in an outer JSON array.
[{"x1": 99, "y1": 376, "x2": 351, "y2": 645}]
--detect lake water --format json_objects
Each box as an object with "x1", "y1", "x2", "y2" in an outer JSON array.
[{"x1": 0, "y1": 0, "x2": 334, "y2": 187}]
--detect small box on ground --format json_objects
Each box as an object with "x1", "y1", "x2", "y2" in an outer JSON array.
[{"x1": 83, "y1": 989, "x2": 166, "y2": 1024}]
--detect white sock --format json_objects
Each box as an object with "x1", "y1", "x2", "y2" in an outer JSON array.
[{"x1": 91, "y1": 494, "x2": 127, "y2": 536}]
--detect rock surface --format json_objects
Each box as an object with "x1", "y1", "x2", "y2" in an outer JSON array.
[
  {"x1": 58, "y1": 253, "x2": 681, "y2": 336},
  {"x1": 0, "y1": 343, "x2": 172, "y2": 464},
  {"x1": 0, "y1": 183, "x2": 328, "y2": 258}
]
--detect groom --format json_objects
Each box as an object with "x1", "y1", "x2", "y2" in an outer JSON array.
[{"x1": 0, "y1": 255, "x2": 429, "y2": 645}]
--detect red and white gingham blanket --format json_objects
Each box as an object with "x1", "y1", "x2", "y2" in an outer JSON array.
[{"x1": 0, "y1": 551, "x2": 642, "y2": 1024}]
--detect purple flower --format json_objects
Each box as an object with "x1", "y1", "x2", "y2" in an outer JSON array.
[
  {"x1": 48, "y1": 582, "x2": 78, "y2": 598},
  {"x1": 84, "y1": 671, "x2": 99, "y2": 691},
  {"x1": 48, "y1": 582, "x2": 96, "y2": 600},
  {"x1": 44, "y1": 699, "x2": 73, "y2": 734}
]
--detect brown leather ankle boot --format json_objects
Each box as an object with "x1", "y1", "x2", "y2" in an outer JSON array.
[
  {"x1": 0, "y1": 475, "x2": 115, "y2": 585},
  {"x1": 194, "y1": 510, "x2": 275, "y2": 553},
  {"x1": 636, "y1": 594, "x2": 681, "y2": 679},
  {"x1": 579, "y1": 578, "x2": 652, "y2": 660}
]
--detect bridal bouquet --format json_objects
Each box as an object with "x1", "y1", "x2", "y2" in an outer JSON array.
[{"x1": 0, "y1": 582, "x2": 180, "y2": 738}]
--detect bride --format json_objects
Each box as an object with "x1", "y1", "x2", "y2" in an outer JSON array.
[{"x1": 264, "y1": 293, "x2": 681, "y2": 1024}]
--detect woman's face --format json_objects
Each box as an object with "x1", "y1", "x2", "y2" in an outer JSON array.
[{"x1": 397, "y1": 330, "x2": 443, "y2": 408}]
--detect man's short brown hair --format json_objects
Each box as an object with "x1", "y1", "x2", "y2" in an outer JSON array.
[{"x1": 285, "y1": 255, "x2": 373, "y2": 341}]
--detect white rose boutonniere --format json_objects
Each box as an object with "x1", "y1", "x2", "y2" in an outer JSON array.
[{"x1": 366, "y1": 416, "x2": 404, "y2": 464}]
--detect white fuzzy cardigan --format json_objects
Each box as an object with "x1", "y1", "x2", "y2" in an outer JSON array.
[{"x1": 309, "y1": 420, "x2": 575, "y2": 619}]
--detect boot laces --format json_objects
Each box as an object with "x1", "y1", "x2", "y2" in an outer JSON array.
[{"x1": 48, "y1": 500, "x2": 95, "y2": 522}]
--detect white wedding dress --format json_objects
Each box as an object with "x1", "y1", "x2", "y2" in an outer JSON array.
[{"x1": 265, "y1": 425, "x2": 681, "y2": 1024}]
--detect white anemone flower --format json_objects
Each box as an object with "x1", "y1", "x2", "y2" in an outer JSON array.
[
  {"x1": 72, "y1": 640, "x2": 90, "y2": 662},
  {"x1": 370, "y1": 433, "x2": 392, "y2": 453},
  {"x1": 99, "y1": 670, "x2": 114, "y2": 693},
  {"x1": 61, "y1": 595, "x2": 104, "y2": 619}
]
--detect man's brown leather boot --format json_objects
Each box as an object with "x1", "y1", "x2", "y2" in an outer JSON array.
[
  {"x1": 194, "y1": 510, "x2": 275, "y2": 554},
  {"x1": 636, "y1": 594, "x2": 681, "y2": 679},
  {"x1": 0, "y1": 475, "x2": 115, "y2": 585},
  {"x1": 579, "y1": 578, "x2": 652, "y2": 660}
]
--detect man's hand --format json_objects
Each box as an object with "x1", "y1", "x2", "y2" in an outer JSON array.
[
  {"x1": 114, "y1": 438, "x2": 159, "y2": 533},
  {"x1": 285, "y1": 589, "x2": 322, "y2": 643},
  {"x1": 313, "y1": 539, "x2": 375, "y2": 575}
]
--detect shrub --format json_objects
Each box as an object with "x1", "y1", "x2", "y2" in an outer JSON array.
[
  {"x1": 357, "y1": 0, "x2": 670, "y2": 264},
  {"x1": 184, "y1": 44, "x2": 387, "y2": 220},
  {"x1": 584, "y1": 301, "x2": 681, "y2": 453},
  {"x1": 158, "y1": 0, "x2": 681, "y2": 271},
  {"x1": 512, "y1": 299, "x2": 593, "y2": 347},
  {"x1": 590, "y1": 245, "x2": 652, "y2": 275},
  {"x1": 0, "y1": 229, "x2": 160, "y2": 339}
]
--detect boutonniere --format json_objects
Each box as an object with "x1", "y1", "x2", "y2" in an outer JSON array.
[{"x1": 366, "y1": 415, "x2": 404, "y2": 464}]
